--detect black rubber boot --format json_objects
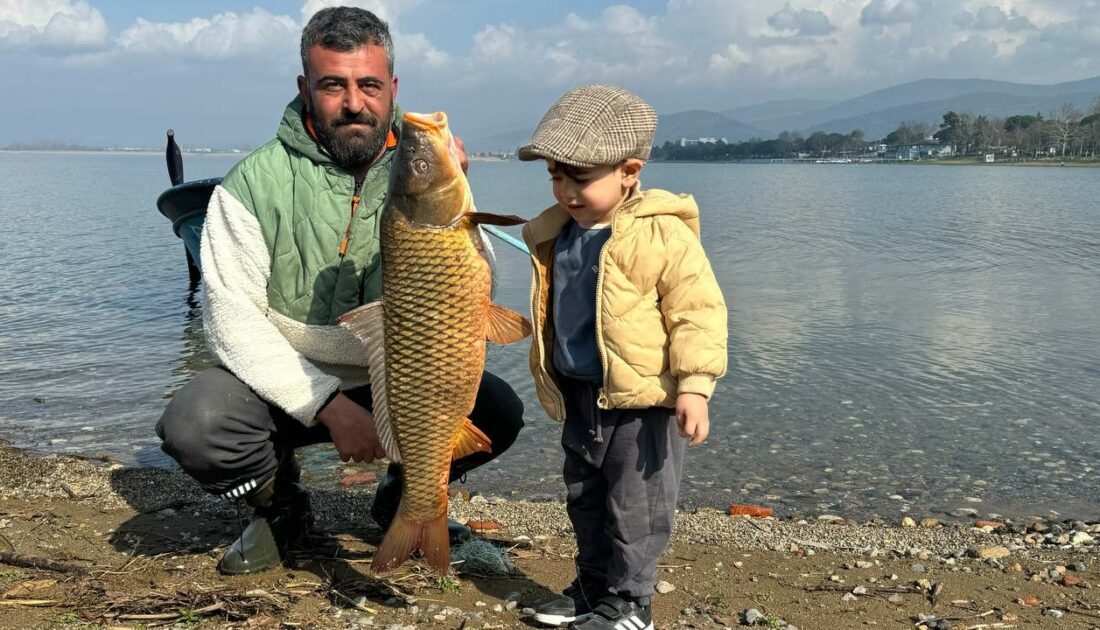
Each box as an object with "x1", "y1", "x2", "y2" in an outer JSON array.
[
  {"x1": 370, "y1": 463, "x2": 472, "y2": 544},
  {"x1": 218, "y1": 450, "x2": 313, "y2": 575},
  {"x1": 369, "y1": 463, "x2": 403, "y2": 531}
]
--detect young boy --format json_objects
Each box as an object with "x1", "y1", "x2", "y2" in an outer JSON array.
[{"x1": 519, "y1": 85, "x2": 728, "y2": 630}]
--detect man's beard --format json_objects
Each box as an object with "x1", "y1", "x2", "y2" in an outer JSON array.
[{"x1": 313, "y1": 104, "x2": 393, "y2": 170}]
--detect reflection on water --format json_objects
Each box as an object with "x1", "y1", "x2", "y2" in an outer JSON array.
[
  {"x1": 1, "y1": 153, "x2": 1099, "y2": 520},
  {"x1": 173, "y1": 287, "x2": 215, "y2": 389}
]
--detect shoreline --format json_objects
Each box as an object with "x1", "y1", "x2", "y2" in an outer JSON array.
[
  {"x1": 5, "y1": 436, "x2": 1096, "y2": 526},
  {"x1": 0, "y1": 149, "x2": 246, "y2": 157},
  {"x1": 7, "y1": 149, "x2": 1098, "y2": 168},
  {"x1": 2, "y1": 444, "x2": 1100, "y2": 628},
  {"x1": 647, "y1": 157, "x2": 1100, "y2": 167}
]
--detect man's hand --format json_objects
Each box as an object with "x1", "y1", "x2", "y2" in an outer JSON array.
[
  {"x1": 316, "y1": 392, "x2": 386, "y2": 462},
  {"x1": 675, "y1": 393, "x2": 710, "y2": 446},
  {"x1": 454, "y1": 135, "x2": 469, "y2": 174}
]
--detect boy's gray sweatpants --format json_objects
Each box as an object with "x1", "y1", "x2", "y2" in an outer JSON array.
[{"x1": 560, "y1": 377, "x2": 686, "y2": 600}]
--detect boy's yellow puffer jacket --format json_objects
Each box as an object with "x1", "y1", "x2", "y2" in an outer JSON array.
[{"x1": 521, "y1": 188, "x2": 728, "y2": 420}]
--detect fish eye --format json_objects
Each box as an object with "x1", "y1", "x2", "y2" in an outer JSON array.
[{"x1": 414, "y1": 158, "x2": 429, "y2": 173}]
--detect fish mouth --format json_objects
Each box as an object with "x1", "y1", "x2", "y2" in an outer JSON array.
[
  {"x1": 402, "y1": 111, "x2": 462, "y2": 171},
  {"x1": 404, "y1": 112, "x2": 448, "y2": 131}
]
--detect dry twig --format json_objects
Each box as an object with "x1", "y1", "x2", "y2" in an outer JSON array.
[
  {"x1": 330, "y1": 588, "x2": 379, "y2": 614},
  {"x1": 0, "y1": 599, "x2": 59, "y2": 607},
  {"x1": 0, "y1": 551, "x2": 87, "y2": 574}
]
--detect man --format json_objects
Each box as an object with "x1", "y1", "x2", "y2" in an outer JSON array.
[{"x1": 156, "y1": 6, "x2": 524, "y2": 575}]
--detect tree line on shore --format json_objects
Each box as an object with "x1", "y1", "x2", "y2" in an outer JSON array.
[{"x1": 652, "y1": 98, "x2": 1100, "y2": 161}]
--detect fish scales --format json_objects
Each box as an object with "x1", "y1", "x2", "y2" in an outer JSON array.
[{"x1": 381, "y1": 209, "x2": 490, "y2": 519}]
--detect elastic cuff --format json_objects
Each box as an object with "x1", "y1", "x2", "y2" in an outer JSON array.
[
  {"x1": 320, "y1": 388, "x2": 341, "y2": 410},
  {"x1": 677, "y1": 375, "x2": 716, "y2": 399},
  {"x1": 289, "y1": 382, "x2": 341, "y2": 427}
]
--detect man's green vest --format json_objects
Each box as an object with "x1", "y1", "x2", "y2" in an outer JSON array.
[{"x1": 219, "y1": 97, "x2": 400, "y2": 325}]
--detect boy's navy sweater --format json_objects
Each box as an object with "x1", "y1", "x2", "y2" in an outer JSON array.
[{"x1": 552, "y1": 220, "x2": 612, "y2": 382}]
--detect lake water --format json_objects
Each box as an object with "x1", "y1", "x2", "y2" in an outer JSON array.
[{"x1": 1, "y1": 151, "x2": 1098, "y2": 521}]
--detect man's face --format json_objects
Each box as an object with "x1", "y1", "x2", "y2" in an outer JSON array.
[{"x1": 297, "y1": 43, "x2": 398, "y2": 170}]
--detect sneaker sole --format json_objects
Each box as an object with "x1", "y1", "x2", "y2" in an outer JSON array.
[{"x1": 532, "y1": 611, "x2": 593, "y2": 626}]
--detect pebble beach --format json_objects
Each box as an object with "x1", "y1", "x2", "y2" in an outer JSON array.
[{"x1": 4, "y1": 444, "x2": 1100, "y2": 628}]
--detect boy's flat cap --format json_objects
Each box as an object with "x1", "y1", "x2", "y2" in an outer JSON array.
[{"x1": 517, "y1": 85, "x2": 657, "y2": 167}]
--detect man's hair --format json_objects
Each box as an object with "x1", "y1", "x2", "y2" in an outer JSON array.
[{"x1": 300, "y1": 6, "x2": 394, "y2": 76}]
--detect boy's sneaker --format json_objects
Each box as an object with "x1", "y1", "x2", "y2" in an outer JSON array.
[
  {"x1": 533, "y1": 580, "x2": 594, "y2": 626},
  {"x1": 571, "y1": 595, "x2": 652, "y2": 630}
]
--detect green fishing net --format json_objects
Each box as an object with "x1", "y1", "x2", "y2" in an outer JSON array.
[{"x1": 451, "y1": 539, "x2": 513, "y2": 575}]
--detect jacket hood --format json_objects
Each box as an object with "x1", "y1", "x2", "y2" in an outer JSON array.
[
  {"x1": 630, "y1": 188, "x2": 700, "y2": 238},
  {"x1": 523, "y1": 186, "x2": 701, "y2": 246},
  {"x1": 275, "y1": 95, "x2": 403, "y2": 168}
]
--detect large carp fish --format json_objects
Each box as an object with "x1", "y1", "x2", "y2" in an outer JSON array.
[{"x1": 339, "y1": 112, "x2": 530, "y2": 573}]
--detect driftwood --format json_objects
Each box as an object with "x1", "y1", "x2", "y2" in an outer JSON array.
[
  {"x1": 0, "y1": 551, "x2": 87, "y2": 574},
  {"x1": 115, "y1": 602, "x2": 224, "y2": 621},
  {"x1": 1066, "y1": 607, "x2": 1100, "y2": 620},
  {"x1": 807, "y1": 584, "x2": 921, "y2": 594},
  {"x1": 914, "y1": 610, "x2": 1000, "y2": 626},
  {"x1": 0, "y1": 599, "x2": 60, "y2": 607},
  {"x1": 70, "y1": 583, "x2": 296, "y2": 624}
]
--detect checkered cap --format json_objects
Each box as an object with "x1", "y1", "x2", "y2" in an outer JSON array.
[{"x1": 517, "y1": 85, "x2": 657, "y2": 167}]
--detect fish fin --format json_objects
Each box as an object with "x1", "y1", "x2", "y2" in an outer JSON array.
[
  {"x1": 452, "y1": 419, "x2": 493, "y2": 460},
  {"x1": 338, "y1": 302, "x2": 402, "y2": 463},
  {"x1": 337, "y1": 301, "x2": 383, "y2": 342},
  {"x1": 486, "y1": 303, "x2": 532, "y2": 345},
  {"x1": 466, "y1": 212, "x2": 527, "y2": 226},
  {"x1": 372, "y1": 508, "x2": 451, "y2": 574}
]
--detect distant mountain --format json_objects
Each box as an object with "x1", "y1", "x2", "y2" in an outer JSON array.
[
  {"x1": 468, "y1": 109, "x2": 768, "y2": 153},
  {"x1": 467, "y1": 128, "x2": 533, "y2": 154},
  {"x1": 806, "y1": 90, "x2": 1100, "y2": 138},
  {"x1": 467, "y1": 74, "x2": 1100, "y2": 151},
  {"x1": 763, "y1": 75, "x2": 1100, "y2": 138},
  {"x1": 720, "y1": 98, "x2": 838, "y2": 129},
  {"x1": 652, "y1": 110, "x2": 768, "y2": 145}
]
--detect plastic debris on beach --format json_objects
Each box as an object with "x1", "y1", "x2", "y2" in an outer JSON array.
[{"x1": 451, "y1": 539, "x2": 513, "y2": 575}]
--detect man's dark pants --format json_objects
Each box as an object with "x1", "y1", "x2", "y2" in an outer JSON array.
[{"x1": 156, "y1": 366, "x2": 524, "y2": 499}]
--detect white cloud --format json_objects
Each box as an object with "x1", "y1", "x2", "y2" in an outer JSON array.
[
  {"x1": 956, "y1": 5, "x2": 1035, "y2": 32},
  {"x1": 860, "y1": 0, "x2": 922, "y2": 26},
  {"x1": 300, "y1": 0, "x2": 425, "y2": 26},
  {"x1": 472, "y1": 23, "x2": 520, "y2": 63},
  {"x1": 0, "y1": 0, "x2": 109, "y2": 52},
  {"x1": 708, "y1": 43, "x2": 753, "y2": 75},
  {"x1": 601, "y1": 5, "x2": 659, "y2": 37},
  {"x1": 397, "y1": 31, "x2": 449, "y2": 68},
  {"x1": 115, "y1": 9, "x2": 298, "y2": 60},
  {"x1": 767, "y1": 4, "x2": 837, "y2": 37}
]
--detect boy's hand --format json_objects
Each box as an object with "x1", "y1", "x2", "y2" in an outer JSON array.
[
  {"x1": 454, "y1": 135, "x2": 469, "y2": 174},
  {"x1": 675, "y1": 393, "x2": 710, "y2": 446}
]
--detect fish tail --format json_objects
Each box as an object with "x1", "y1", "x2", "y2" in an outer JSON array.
[{"x1": 372, "y1": 507, "x2": 451, "y2": 573}]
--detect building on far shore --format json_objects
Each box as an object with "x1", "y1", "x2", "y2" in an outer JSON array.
[
  {"x1": 471, "y1": 151, "x2": 514, "y2": 161},
  {"x1": 885, "y1": 144, "x2": 955, "y2": 161},
  {"x1": 679, "y1": 137, "x2": 728, "y2": 147}
]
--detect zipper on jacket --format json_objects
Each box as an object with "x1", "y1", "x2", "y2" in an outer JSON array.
[
  {"x1": 338, "y1": 178, "x2": 365, "y2": 257},
  {"x1": 530, "y1": 240, "x2": 566, "y2": 420},
  {"x1": 593, "y1": 220, "x2": 614, "y2": 410}
]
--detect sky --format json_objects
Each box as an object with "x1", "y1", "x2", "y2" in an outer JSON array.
[{"x1": 1, "y1": 0, "x2": 1098, "y2": 148}]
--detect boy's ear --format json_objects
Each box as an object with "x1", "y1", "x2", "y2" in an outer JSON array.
[{"x1": 621, "y1": 158, "x2": 644, "y2": 187}]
